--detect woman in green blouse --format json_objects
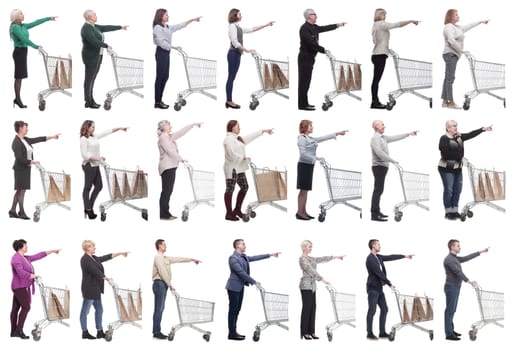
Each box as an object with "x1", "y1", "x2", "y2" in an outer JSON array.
[{"x1": 9, "y1": 9, "x2": 56, "y2": 108}]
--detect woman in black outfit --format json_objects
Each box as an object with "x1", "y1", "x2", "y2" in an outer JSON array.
[{"x1": 10, "y1": 121, "x2": 59, "y2": 220}]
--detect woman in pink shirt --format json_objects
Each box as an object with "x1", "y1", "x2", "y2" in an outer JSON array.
[{"x1": 10, "y1": 239, "x2": 59, "y2": 339}]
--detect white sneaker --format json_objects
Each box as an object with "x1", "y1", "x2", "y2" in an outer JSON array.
[{"x1": 447, "y1": 103, "x2": 462, "y2": 109}]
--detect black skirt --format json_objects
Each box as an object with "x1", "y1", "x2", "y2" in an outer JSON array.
[
  {"x1": 14, "y1": 168, "x2": 31, "y2": 190},
  {"x1": 13, "y1": 47, "x2": 28, "y2": 79},
  {"x1": 296, "y1": 162, "x2": 314, "y2": 191}
]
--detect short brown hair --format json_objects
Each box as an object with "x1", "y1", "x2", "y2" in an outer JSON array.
[
  {"x1": 444, "y1": 9, "x2": 457, "y2": 25},
  {"x1": 14, "y1": 120, "x2": 28, "y2": 133},
  {"x1": 299, "y1": 120, "x2": 312, "y2": 134},
  {"x1": 228, "y1": 8, "x2": 239, "y2": 23},
  {"x1": 368, "y1": 239, "x2": 379, "y2": 250},
  {"x1": 448, "y1": 239, "x2": 459, "y2": 250}
]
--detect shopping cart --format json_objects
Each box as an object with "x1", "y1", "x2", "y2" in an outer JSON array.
[
  {"x1": 321, "y1": 51, "x2": 362, "y2": 111},
  {"x1": 463, "y1": 53, "x2": 505, "y2": 110},
  {"x1": 33, "y1": 164, "x2": 71, "y2": 222},
  {"x1": 389, "y1": 288, "x2": 434, "y2": 341},
  {"x1": 181, "y1": 162, "x2": 215, "y2": 222},
  {"x1": 37, "y1": 48, "x2": 72, "y2": 111},
  {"x1": 172, "y1": 47, "x2": 216, "y2": 111},
  {"x1": 31, "y1": 278, "x2": 69, "y2": 341},
  {"x1": 103, "y1": 49, "x2": 143, "y2": 110},
  {"x1": 252, "y1": 285, "x2": 288, "y2": 342},
  {"x1": 460, "y1": 160, "x2": 506, "y2": 221},
  {"x1": 386, "y1": 51, "x2": 432, "y2": 110},
  {"x1": 168, "y1": 290, "x2": 214, "y2": 342},
  {"x1": 393, "y1": 165, "x2": 429, "y2": 222},
  {"x1": 318, "y1": 159, "x2": 361, "y2": 222},
  {"x1": 249, "y1": 51, "x2": 288, "y2": 110},
  {"x1": 325, "y1": 285, "x2": 355, "y2": 342},
  {"x1": 469, "y1": 284, "x2": 504, "y2": 341},
  {"x1": 104, "y1": 279, "x2": 142, "y2": 342},
  {"x1": 243, "y1": 162, "x2": 287, "y2": 222},
  {"x1": 99, "y1": 163, "x2": 148, "y2": 221}
]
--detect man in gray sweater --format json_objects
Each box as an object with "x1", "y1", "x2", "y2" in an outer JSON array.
[
  {"x1": 444, "y1": 239, "x2": 489, "y2": 341},
  {"x1": 370, "y1": 120, "x2": 416, "y2": 221}
]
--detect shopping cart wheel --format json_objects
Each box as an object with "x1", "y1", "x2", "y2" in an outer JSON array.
[
  {"x1": 33, "y1": 211, "x2": 40, "y2": 222},
  {"x1": 386, "y1": 102, "x2": 394, "y2": 111},
  {"x1": 469, "y1": 328, "x2": 477, "y2": 341},
  {"x1": 318, "y1": 213, "x2": 326, "y2": 222},
  {"x1": 174, "y1": 103, "x2": 182, "y2": 111},
  {"x1": 503, "y1": 99, "x2": 506, "y2": 108},
  {"x1": 463, "y1": 100, "x2": 470, "y2": 111},
  {"x1": 429, "y1": 98, "x2": 433, "y2": 109},
  {"x1": 388, "y1": 329, "x2": 396, "y2": 341},
  {"x1": 168, "y1": 331, "x2": 175, "y2": 341},
  {"x1": 181, "y1": 211, "x2": 189, "y2": 222},
  {"x1": 429, "y1": 330, "x2": 434, "y2": 341},
  {"x1": 203, "y1": 333, "x2": 210, "y2": 342},
  {"x1": 460, "y1": 213, "x2": 466, "y2": 222},
  {"x1": 38, "y1": 100, "x2": 46, "y2": 111},
  {"x1": 101, "y1": 212, "x2": 107, "y2": 222},
  {"x1": 322, "y1": 102, "x2": 330, "y2": 111},
  {"x1": 142, "y1": 209, "x2": 148, "y2": 221},
  {"x1": 466, "y1": 210, "x2": 474, "y2": 218},
  {"x1": 104, "y1": 100, "x2": 112, "y2": 111},
  {"x1": 242, "y1": 214, "x2": 250, "y2": 222},
  {"x1": 31, "y1": 329, "x2": 41, "y2": 341},
  {"x1": 394, "y1": 211, "x2": 403, "y2": 222},
  {"x1": 327, "y1": 331, "x2": 333, "y2": 342},
  {"x1": 181, "y1": 99, "x2": 187, "y2": 106},
  {"x1": 252, "y1": 330, "x2": 260, "y2": 342},
  {"x1": 249, "y1": 102, "x2": 258, "y2": 110}
]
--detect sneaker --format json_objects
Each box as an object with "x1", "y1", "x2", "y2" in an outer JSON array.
[
  {"x1": 447, "y1": 102, "x2": 462, "y2": 109},
  {"x1": 442, "y1": 102, "x2": 448, "y2": 108}
]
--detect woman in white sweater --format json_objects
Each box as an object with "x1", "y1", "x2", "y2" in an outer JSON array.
[
  {"x1": 157, "y1": 121, "x2": 202, "y2": 220},
  {"x1": 223, "y1": 120, "x2": 272, "y2": 221},
  {"x1": 80, "y1": 120, "x2": 127, "y2": 219},
  {"x1": 442, "y1": 9, "x2": 488, "y2": 109}
]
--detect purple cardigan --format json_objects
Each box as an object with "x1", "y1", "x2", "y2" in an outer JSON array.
[{"x1": 11, "y1": 251, "x2": 47, "y2": 292}]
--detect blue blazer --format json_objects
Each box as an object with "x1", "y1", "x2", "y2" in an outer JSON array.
[
  {"x1": 225, "y1": 251, "x2": 270, "y2": 292},
  {"x1": 366, "y1": 253, "x2": 405, "y2": 291}
]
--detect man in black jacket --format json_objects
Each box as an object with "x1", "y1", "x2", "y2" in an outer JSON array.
[
  {"x1": 79, "y1": 240, "x2": 128, "y2": 340},
  {"x1": 365, "y1": 239, "x2": 413, "y2": 340},
  {"x1": 297, "y1": 9, "x2": 345, "y2": 111}
]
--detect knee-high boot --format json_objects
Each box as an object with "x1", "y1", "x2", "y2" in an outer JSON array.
[{"x1": 224, "y1": 193, "x2": 239, "y2": 221}]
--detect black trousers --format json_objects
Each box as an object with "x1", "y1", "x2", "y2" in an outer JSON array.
[
  {"x1": 154, "y1": 47, "x2": 170, "y2": 103},
  {"x1": 371, "y1": 54, "x2": 387, "y2": 103},
  {"x1": 371, "y1": 165, "x2": 388, "y2": 216},
  {"x1": 159, "y1": 167, "x2": 177, "y2": 218},
  {"x1": 300, "y1": 290, "x2": 316, "y2": 335},
  {"x1": 84, "y1": 56, "x2": 103, "y2": 103},
  {"x1": 82, "y1": 163, "x2": 103, "y2": 210},
  {"x1": 227, "y1": 289, "x2": 244, "y2": 336},
  {"x1": 298, "y1": 52, "x2": 315, "y2": 108}
]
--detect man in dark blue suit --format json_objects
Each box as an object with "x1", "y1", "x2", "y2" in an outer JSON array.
[
  {"x1": 225, "y1": 239, "x2": 280, "y2": 340},
  {"x1": 365, "y1": 239, "x2": 413, "y2": 340}
]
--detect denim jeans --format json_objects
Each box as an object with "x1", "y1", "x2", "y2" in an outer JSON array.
[
  {"x1": 227, "y1": 289, "x2": 244, "y2": 336},
  {"x1": 226, "y1": 49, "x2": 241, "y2": 102},
  {"x1": 152, "y1": 280, "x2": 168, "y2": 334},
  {"x1": 439, "y1": 170, "x2": 463, "y2": 213},
  {"x1": 366, "y1": 288, "x2": 388, "y2": 335},
  {"x1": 441, "y1": 53, "x2": 459, "y2": 101},
  {"x1": 80, "y1": 299, "x2": 103, "y2": 331},
  {"x1": 444, "y1": 284, "x2": 461, "y2": 336}
]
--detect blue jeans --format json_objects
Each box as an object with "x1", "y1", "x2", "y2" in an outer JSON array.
[
  {"x1": 152, "y1": 280, "x2": 168, "y2": 334},
  {"x1": 226, "y1": 49, "x2": 241, "y2": 102},
  {"x1": 439, "y1": 170, "x2": 463, "y2": 213},
  {"x1": 444, "y1": 284, "x2": 461, "y2": 337},
  {"x1": 227, "y1": 289, "x2": 244, "y2": 336},
  {"x1": 80, "y1": 299, "x2": 103, "y2": 331},
  {"x1": 366, "y1": 288, "x2": 388, "y2": 335}
]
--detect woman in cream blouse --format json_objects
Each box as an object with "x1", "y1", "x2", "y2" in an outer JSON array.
[
  {"x1": 223, "y1": 120, "x2": 272, "y2": 221},
  {"x1": 79, "y1": 120, "x2": 127, "y2": 219}
]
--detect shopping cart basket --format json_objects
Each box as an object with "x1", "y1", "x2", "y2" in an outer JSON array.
[
  {"x1": 469, "y1": 284, "x2": 503, "y2": 341},
  {"x1": 389, "y1": 288, "x2": 434, "y2": 341},
  {"x1": 104, "y1": 279, "x2": 142, "y2": 342},
  {"x1": 321, "y1": 51, "x2": 362, "y2": 111},
  {"x1": 31, "y1": 278, "x2": 69, "y2": 341},
  {"x1": 318, "y1": 159, "x2": 361, "y2": 222},
  {"x1": 99, "y1": 163, "x2": 148, "y2": 221},
  {"x1": 33, "y1": 164, "x2": 71, "y2": 222},
  {"x1": 37, "y1": 48, "x2": 72, "y2": 111},
  {"x1": 172, "y1": 47, "x2": 216, "y2": 111},
  {"x1": 460, "y1": 160, "x2": 506, "y2": 221},
  {"x1": 181, "y1": 162, "x2": 215, "y2": 222},
  {"x1": 325, "y1": 285, "x2": 355, "y2": 342},
  {"x1": 168, "y1": 290, "x2": 214, "y2": 342},
  {"x1": 393, "y1": 165, "x2": 429, "y2": 222},
  {"x1": 463, "y1": 53, "x2": 505, "y2": 110},
  {"x1": 103, "y1": 49, "x2": 143, "y2": 110},
  {"x1": 243, "y1": 162, "x2": 287, "y2": 222},
  {"x1": 386, "y1": 51, "x2": 432, "y2": 110},
  {"x1": 249, "y1": 51, "x2": 288, "y2": 110},
  {"x1": 252, "y1": 285, "x2": 288, "y2": 342}
]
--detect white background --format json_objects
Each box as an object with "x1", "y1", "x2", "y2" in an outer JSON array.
[{"x1": 0, "y1": 0, "x2": 508, "y2": 349}]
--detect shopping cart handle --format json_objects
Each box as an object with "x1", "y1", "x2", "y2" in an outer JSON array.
[
  {"x1": 255, "y1": 283, "x2": 265, "y2": 292},
  {"x1": 319, "y1": 158, "x2": 330, "y2": 168},
  {"x1": 106, "y1": 278, "x2": 118, "y2": 289},
  {"x1": 324, "y1": 50, "x2": 335, "y2": 60},
  {"x1": 34, "y1": 163, "x2": 45, "y2": 172},
  {"x1": 325, "y1": 284, "x2": 336, "y2": 293},
  {"x1": 172, "y1": 47, "x2": 187, "y2": 58},
  {"x1": 250, "y1": 50, "x2": 262, "y2": 59},
  {"x1": 388, "y1": 49, "x2": 398, "y2": 58},
  {"x1": 464, "y1": 52, "x2": 475, "y2": 61},
  {"x1": 106, "y1": 48, "x2": 117, "y2": 57},
  {"x1": 38, "y1": 47, "x2": 48, "y2": 57}
]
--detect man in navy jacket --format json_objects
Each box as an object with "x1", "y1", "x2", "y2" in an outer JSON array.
[
  {"x1": 365, "y1": 239, "x2": 413, "y2": 340},
  {"x1": 225, "y1": 239, "x2": 280, "y2": 340}
]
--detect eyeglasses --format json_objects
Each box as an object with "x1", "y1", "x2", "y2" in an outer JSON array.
[{"x1": 309, "y1": 13, "x2": 317, "y2": 17}]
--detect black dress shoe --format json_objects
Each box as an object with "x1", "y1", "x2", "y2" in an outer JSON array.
[
  {"x1": 371, "y1": 216, "x2": 388, "y2": 222},
  {"x1": 235, "y1": 333, "x2": 246, "y2": 338},
  {"x1": 17, "y1": 212, "x2": 30, "y2": 220},
  {"x1": 379, "y1": 332, "x2": 390, "y2": 338},
  {"x1": 310, "y1": 334, "x2": 319, "y2": 339},
  {"x1": 307, "y1": 104, "x2": 315, "y2": 108},
  {"x1": 301, "y1": 334, "x2": 313, "y2": 340},
  {"x1": 453, "y1": 331, "x2": 461, "y2": 337},
  {"x1": 299, "y1": 106, "x2": 315, "y2": 111},
  {"x1": 370, "y1": 102, "x2": 387, "y2": 109},
  {"x1": 153, "y1": 332, "x2": 167, "y2": 339},
  {"x1": 228, "y1": 334, "x2": 245, "y2": 340},
  {"x1": 8, "y1": 210, "x2": 18, "y2": 218},
  {"x1": 17, "y1": 331, "x2": 30, "y2": 339},
  {"x1": 225, "y1": 102, "x2": 241, "y2": 109},
  {"x1": 378, "y1": 212, "x2": 389, "y2": 218},
  {"x1": 445, "y1": 213, "x2": 458, "y2": 220},
  {"x1": 366, "y1": 333, "x2": 379, "y2": 340},
  {"x1": 154, "y1": 102, "x2": 169, "y2": 109},
  {"x1": 306, "y1": 214, "x2": 315, "y2": 219},
  {"x1": 225, "y1": 214, "x2": 239, "y2": 221},
  {"x1": 84, "y1": 102, "x2": 101, "y2": 109},
  {"x1": 82, "y1": 331, "x2": 96, "y2": 339},
  {"x1": 96, "y1": 330, "x2": 105, "y2": 339},
  {"x1": 13, "y1": 99, "x2": 27, "y2": 108},
  {"x1": 296, "y1": 213, "x2": 310, "y2": 220},
  {"x1": 446, "y1": 334, "x2": 460, "y2": 341}
]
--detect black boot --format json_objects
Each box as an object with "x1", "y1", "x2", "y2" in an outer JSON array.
[
  {"x1": 233, "y1": 190, "x2": 247, "y2": 218},
  {"x1": 224, "y1": 193, "x2": 238, "y2": 221},
  {"x1": 96, "y1": 330, "x2": 105, "y2": 339},
  {"x1": 82, "y1": 331, "x2": 96, "y2": 339}
]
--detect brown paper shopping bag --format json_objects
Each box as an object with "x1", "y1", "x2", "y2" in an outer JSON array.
[
  {"x1": 353, "y1": 64, "x2": 362, "y2": 90},
  {"x1": 47, "y1": 293, "x2": 60, "y2": 321},
  {"x1": 484, "y1": 173, "x2": 495, "y2": 201},
  {"x1": 51, "y1": 64, "x2": 60, "y2": 88},
  {"x1": 277, "y1": 172, "x2": 287, "y2": 200},
  {"x1": 402, "y1": 298, "x2": 410, "y2": 323},
  {"x1": 476, "y1": 173, "x2": 485, "y2": 202},
  {"x1": 132, "y1": 170, "x2": 148, "y2": 199},
  {"x1": 117, "y1": 295, "x2": 130, "y2": 322},
  {"x1": 255, "y1": 171, "x2": 286, "y2": 202},
  {"x1": 48, "y1": 291, "x2": 69, "y2": 320},
  {"x1": 411, "y1": 297, "x2": 426, "y2": 322},
  {"x1": 128, "y1": 292, "x2": 141, "y2": 321},
  {"x1": 346, "y1": 64, "x2": 355, "y2": 91},
  {"x1": 137, "y1": 289, "x2": 143, "y2": 318},
  {"x1": 64, "y1": 174, "x2": 71, "y2": 201},
  {"x1": 112, "y1": 173, "x2": 123, "y2": 200},
  {"x1": 68, "y1": 56, "x2": 72, "y2": 88},
  {"x1": 337, "y1": 65, "x2": 347, "y2": 91},
  {"x1": 425, "y1": 296, "x2": 433, "y2": 321},
  {"x1": 263, "y1": 63, "x2": 272, "y2": 91},
  {"x1": 59, "y1": 60, "x2": 70, "y2": 89},
  {"x1": 272, "y1": 63, "x2": 289, "y2": 89},
  {"x1": 122, "y1": 172, "x2": 132, "y2": 199},
  {"x1": 47, "y1": 175, "x2": 64, "y2": 203},
  {"x1": 493, "y1": 171, "x2": 505, "y2": 200}
]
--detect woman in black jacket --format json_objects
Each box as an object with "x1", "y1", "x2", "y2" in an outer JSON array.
[
  {"x1": 438, "y1": 120, "x2": 492, "y2": 219},
  {"x1": 10, "y1": 121, "x2": 59, "y2": 220},
  {"x1": 79, "y1": 240, "x2": 128, "y2": 339}
]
